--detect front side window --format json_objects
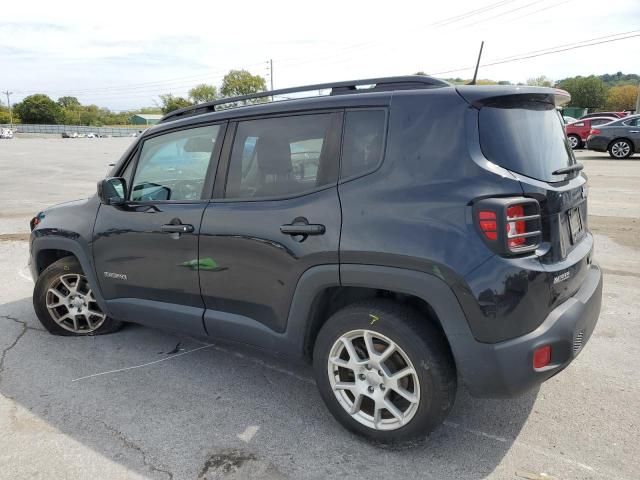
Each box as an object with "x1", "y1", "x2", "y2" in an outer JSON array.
[
  {"x1": 340, "y1": 110, "x2": 386, "y2": 179},
  {"x1": 130, "y1": 125, "x2": 220, "y2": 201},
  {"x1": 225, "y1": 113, "x2": 338, "y2": 199}
]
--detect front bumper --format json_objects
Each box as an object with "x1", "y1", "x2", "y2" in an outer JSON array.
[
  {"x1": 459, "y1": 262, "x2": 602, "y2": 397},
  {"x1": 586, "y1": 136, "x2": 608, "y2": 152}
]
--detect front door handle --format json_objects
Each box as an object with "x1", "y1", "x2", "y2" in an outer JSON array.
[
  {"x1": 280, "y1": 224, "x2": 325, "y2": 235},
  {"x1": 630, "y1": 130, "x2": 639, "y2": 133},
  {"x1": 161, "y1": 223, "x2": 194, "y2": 234}
]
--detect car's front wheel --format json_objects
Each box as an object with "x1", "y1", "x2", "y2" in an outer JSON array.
[
  {"x1": 33, "y1": 257, "x2": 122, "y2": 336},
  {"x1": 608, "y1": 139, "x2": 633, "y2": 159},
  {"x1": 313, "y1": 300, "x2": 456, "y2": 443}
]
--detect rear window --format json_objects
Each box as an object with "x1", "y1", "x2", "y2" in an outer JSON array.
[{"x1": 479, "y1": 102, "x2": 576, "y2": 182}]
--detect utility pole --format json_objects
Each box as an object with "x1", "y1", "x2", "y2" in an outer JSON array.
[
  {"x1": 636, "y1": 81, "x2": 640, "y2": 114},
  {"x1": 269, "y1": 59, "x2": 274, "y2": 91},
  {"x1": 2, "y1": 90, "x2": 13, "y2": 129},
  {"x1": 267, "y1": 59, "x2": 274, "y2": 102}
]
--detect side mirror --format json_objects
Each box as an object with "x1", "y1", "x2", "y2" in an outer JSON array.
[{"x1": 98, "y1": 177, "x2": 127, "y2": 206}]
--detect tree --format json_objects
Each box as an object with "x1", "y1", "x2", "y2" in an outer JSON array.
[
  {"x1": 556, "y1": 76, "x2": 607, "y2": 110},
  {"x1": 57, "y1": 96, "x2": 81, "y2": 109},
  {"x1": 13, "y1": 94, "x2": 60, "y2": 124},
  {"x1": 159, "y1": 94, "x2": 193, "y2": 114},
  {"x1": 605, "y1": 84, "x2": 639, "y2": 111},
  {"x1": 220, "y1": 70, "x2": 267, "y2": 98},
  {"x1": 189, "y1": 84, "x2": 218, "y2": 104},
  {"x1": 526, "y1": 75, "x2": 553, "y2": 87}
]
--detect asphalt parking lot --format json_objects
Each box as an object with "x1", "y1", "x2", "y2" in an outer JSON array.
[{"x1": 0, "y1": 137, "x2": 639, "y2": 480}]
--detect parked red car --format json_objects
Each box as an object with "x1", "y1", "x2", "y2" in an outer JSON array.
[{"x1": 565, "y1": 116, "x2": 618, "y2": 149}]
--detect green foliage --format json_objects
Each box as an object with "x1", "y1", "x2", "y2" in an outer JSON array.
[
  {"x1": 526, "y1": 75, "x2": 553, "y2": 87},
  {"x1": 159, "y1": 94, "x2": 193, "y2": 114},
  {"x1": 220, "y1": 70, "x2": 267, "y2": 98},
  {"x1": 556, "y1": 76, "x2": 607, "y2": 109},
  {"x1": 599, "y1": 72, "x2": 640, "y2": 87},
  {"x1": 605, "y1": 84, "x2": 639, "y2": 111},
  {"x1": 57, "y1": 96, "x2": 81, "y2": 108},
  {"x1": 0, "y1": 101, "x2": 11, "y2": 123},
  {"x1": 0, "y1": 110, "x2": 12, "y2": 123},
  {"x1": 13, "y1": 94, "x2": 61, "y2": 124},
  {"x1": 189, "y1": 84, "x2": 218, "y2": 104}
]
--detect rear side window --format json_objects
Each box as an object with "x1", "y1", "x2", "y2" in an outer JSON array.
[
  {"x1": 479, "y1": 102, "x2": 575, "y2": 182},
  {"x1": 340, "y1": 110, "x2": 386, "y2": 179},
  {"x1": 225, "y1": 113, "x2": 339, "y2": 199}
]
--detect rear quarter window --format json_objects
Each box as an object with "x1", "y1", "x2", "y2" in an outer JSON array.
[
  {"x1": 479, "y1": 102, "x2": 576, "y2": 183},
  {"x1": 340, "y1": 109, "x2": 386, "y2": 179}
]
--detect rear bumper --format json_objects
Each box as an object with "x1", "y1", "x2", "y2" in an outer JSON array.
[{"x1": 458, "y1": 262, "x2": 602, "y2": 397}]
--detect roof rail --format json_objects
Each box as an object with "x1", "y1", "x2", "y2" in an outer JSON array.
[{"x1": 159, "y1": 75, "x2": 448, "y2": 123}]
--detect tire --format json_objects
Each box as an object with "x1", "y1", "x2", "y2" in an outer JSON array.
[
  {"x1": 608, "y1": 139, "x2": 633, "y2": 159},
  {"x1": 33, "y1": 257, "x2": 122, "y2": 336},
  {"x1": 568, "y1": 134, "x2": 582, "y2": 150},
  {"x1": 313, "y1": 300, "x2": 456, "y2": 443}
]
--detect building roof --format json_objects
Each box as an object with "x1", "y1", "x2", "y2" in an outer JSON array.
[{"x1": 131, "y1": 114, "x2": 163, "y2": 120}]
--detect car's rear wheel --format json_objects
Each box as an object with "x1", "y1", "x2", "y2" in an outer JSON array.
[
  {"x1": 33, "y1": 257, "x2": 122, "y2": 336},
  {"x1": 608, "y1": 139, "x2": 633, "y2": 159},
  {"x1": 568, "y1": 134, "x2": 582, "y2": 150},
  {"x1": 313, "y1": 300, "x2": 456, "y2": 443}
]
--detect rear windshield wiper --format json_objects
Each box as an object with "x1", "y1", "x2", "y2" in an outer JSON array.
[{"x1": 552, "y1": 163, "x2": 584, "y2": 176}]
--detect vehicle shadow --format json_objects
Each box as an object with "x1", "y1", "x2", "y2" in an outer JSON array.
[{"x1": 0, "y1": 296, "x2": 538, "y2": 479}]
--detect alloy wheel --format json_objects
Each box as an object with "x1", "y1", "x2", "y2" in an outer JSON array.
[
  {"x1": 611, "y1": 141, "x2": 631, "y2": 158},
  {"x1": 327, "y1": 329, "x2": 420, "y2": 431},
  {"x1": 569, "y1": 136, "x2": 579, "y2": 149},
  {"x1": 45, "y1": 274, "x2": 106, "y2": 333}
]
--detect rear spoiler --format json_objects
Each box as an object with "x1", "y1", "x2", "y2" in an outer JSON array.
[{"x1": 456, "y1": 85, "x2": 571, "y2": 109}]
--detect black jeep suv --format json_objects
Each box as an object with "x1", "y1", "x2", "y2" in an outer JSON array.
[{"x1": 29, "y1": 76, "x2": 602, "y2": 442}]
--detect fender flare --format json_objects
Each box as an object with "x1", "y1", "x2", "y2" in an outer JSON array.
[
  {"x1": 285, "y1": 264, "x2": 477, "y2": 377},
  {"x1": 31, "y1": 235, "x2": 110, "y2": 315}
]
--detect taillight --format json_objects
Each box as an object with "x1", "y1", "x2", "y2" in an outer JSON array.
[
  {"x1": 30, "y1": 216, "x2": 41, "y2": 231},
  {"x1": 506, "y1": 205, "x2": 526, "y2": 249},
  {"x1": 590, "y1": 128, "x2": 601, "y2": 135},
  {"x1": 474, "y1": 197, "x2": 542, "y2": 255}
]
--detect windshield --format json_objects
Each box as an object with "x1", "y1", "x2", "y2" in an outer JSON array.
[{"x1": 479, "y1": 102, "x2": 576, "y2": 182}]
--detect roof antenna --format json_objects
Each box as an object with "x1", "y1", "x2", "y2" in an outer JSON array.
[{"x1": 469, "y1": 41, "x2": 485, "y2": 85}]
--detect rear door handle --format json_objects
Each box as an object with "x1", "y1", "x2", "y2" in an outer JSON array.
[
  {"x1": 161, "y1": 223, "x2": 194, "y2": 234},
  {"x1": 630, "y1": 130, "x2": 639, "y2": 133},
  {"x1": 280, "y1": 224, "x2": 325, "y2": 235}
]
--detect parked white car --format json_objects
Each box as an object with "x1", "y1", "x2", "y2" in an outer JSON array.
[{"x1": 0, "y1": 128, "x2": 14, "y2": 139}]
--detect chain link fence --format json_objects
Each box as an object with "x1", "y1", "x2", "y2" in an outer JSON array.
[{"x1": 0, "y1": 123, "x2": 143, "y2": 137}]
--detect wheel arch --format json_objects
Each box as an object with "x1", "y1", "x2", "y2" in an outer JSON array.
[
  {"x1": 287, "y1": 264, "x2": 474, "y2": 375},
  {"x1": 31, "y1": 236, "x2": 109, "y2": 315}
]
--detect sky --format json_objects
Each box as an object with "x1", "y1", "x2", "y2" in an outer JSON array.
[{"x1": 1, "y1": 0, "x2": 639, "y2": 111}]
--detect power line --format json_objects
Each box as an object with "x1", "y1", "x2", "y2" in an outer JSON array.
[
  {"x1": 429, "y1": 31, "x2": 640, "y2": 76},
  {"x1": 14, "y1": 61, "x2": 268, "y2": 96},
  {"x1": 430, "y1": 0, "x2": 517, "y2": 26}
]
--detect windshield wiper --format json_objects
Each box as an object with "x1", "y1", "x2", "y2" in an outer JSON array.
[{"x1": 552, "y1": 163, "x2": 584, "y2": 176}]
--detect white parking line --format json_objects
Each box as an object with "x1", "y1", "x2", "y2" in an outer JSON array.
[
  {"x1": 444, "y1": 421, "x2": 599, "y2": 475},
  {"x1": 237, "y1": 425, "x2": 260, "y2": 443},
  {"x1": 17, "y1": 267, "x2": 33, "y2": 283}
]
